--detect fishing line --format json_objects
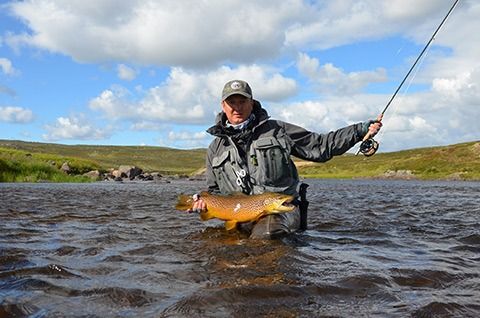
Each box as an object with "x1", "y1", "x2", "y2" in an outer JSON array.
[
  {"x1": 377, "y1": 42, "x2": 433, "y2": 141},
  {"x1": 357, "y1": 0, "x2": 460, "y2": 156}
]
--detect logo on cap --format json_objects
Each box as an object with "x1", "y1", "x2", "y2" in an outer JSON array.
[{"x1": 231, "y1": 81, "x2": 242, "y2": 89}]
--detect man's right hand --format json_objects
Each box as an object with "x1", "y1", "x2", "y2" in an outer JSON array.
[{"x1": 362, "y1": 114, "x2": 383, "y2": 139}]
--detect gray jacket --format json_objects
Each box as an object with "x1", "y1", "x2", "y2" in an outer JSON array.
[{"x1": 206, "y1": 101, "x2": 366, "y2": 196}]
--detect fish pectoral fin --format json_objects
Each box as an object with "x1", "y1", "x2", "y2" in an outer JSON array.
[
  {"x1": 199, "y1": 210, "x2": 214, "y2": 221},
  {"x1": 272, "y1": 205, "x2": 295, "y2": 212},
  {"x1": 224, "y1": 220, "x2": 238, "y2": 231},
  {"x1": 252, "y1": 212, "x2": 267, "y2": 223}
]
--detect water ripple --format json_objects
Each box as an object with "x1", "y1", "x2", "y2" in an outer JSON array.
[{"x1": 0, "y1": 179, "x2": 479, "y2": 317}]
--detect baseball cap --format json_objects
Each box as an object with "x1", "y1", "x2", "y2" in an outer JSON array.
[{"x1": 221, "y1": 80, "x2": 252, "y2": 101}]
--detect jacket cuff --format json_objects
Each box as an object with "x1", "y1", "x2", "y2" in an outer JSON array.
[{"x1": 354, "y1": 122, "x2": 366, "y2": 140}]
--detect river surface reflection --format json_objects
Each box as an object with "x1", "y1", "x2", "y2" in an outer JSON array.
[{"x1": 1, "y1": 179, "x2": 479, "y2": 317}]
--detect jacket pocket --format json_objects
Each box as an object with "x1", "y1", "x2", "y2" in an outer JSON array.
[
  {"x1": 211, "y1": 150, "x2": 239, "y2": 193},
  {"x1": 253, "y1": 137, "x2": 292, "y2": 186}
]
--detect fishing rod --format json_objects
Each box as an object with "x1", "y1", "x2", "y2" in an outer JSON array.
[{"x1": 357, "y1": 0, "x2": 460, "y2": 156}]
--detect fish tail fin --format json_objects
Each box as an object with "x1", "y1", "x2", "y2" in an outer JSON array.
[
  {"x1": 175, "y1": 194, "x2": 193, "y2": 211},
  {"x1": 224, "y1": 220, "x2": 238, "y2": 231}
]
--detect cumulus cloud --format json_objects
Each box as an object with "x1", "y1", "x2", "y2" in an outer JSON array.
[
  {"x1": 43, "y1": 115, "x2": 110, "y2": 141},
  {"x1": 0, "y1": 106, "x2": 34, "y2": 123},
  {"x1": 0, "y1": 57, "x2": 18, "y2": 75},
  {"x1": 89, "y1": 85, "x2": 136, "y2": 119},
  {"x1": 270, "y1": 94, "x2": 383, "y2": 134},
  {"x1": 117, "y1": 64, "x2": 137, "y2": 81},
  {"x1": 166, "y1": 130, "x2": 210, "y2": 149},
  {"x1": 285, "y1": 0, "x2": 454, "y2": 50},
  {"x1": 89, "y1": 64, "x2": 297, "y2": 125},
  {"x1": 4, "y1": 0, "x2": 471, "y2": 69},
  {"x1": 6, "y1": 0, "x2": 457, "y2": 68},
  {"x1": 297, "y1": 53, "x2": 387, "y2": 95},
  {"x1": 168, "y1": 130, "x2": 207, "y2": 141},
  {"x1": 5, "y1": 1, "x2": 304, "y2": 67},
  {"x1": 130, "y1": 121, "x2": 170, "y2": 131}
]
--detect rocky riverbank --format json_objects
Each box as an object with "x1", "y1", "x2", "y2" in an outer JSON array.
[{"x1": 60, "y1": 163, "x2": 205, "y2": 183}]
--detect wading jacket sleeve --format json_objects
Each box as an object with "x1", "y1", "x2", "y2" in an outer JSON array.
[{"x1": 206, "y1": 105, "x2": 365, "y2": 196}]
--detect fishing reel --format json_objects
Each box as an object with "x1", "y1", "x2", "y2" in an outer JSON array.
[{"x1": 357, "y1": 138, "x2": 379, "y2": 157}]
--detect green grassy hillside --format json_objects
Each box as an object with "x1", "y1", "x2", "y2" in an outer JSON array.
[
  {"x1": 0, "y1": 146, "x2": 100, "y2": 182},
  {"x1": 296, "y1": 141, "x2": 480, "y2": 180},
  {"x1": 0, "y1": 140, "x2": 205, "y2": 177},
  {"x1": 1, "y1": 139, "x2": 479, "y2": 182}
]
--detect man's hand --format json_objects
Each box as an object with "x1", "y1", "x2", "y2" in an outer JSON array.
[
  {"x1": 363, "y1": 114, "x2": 383, "y2": 139},
  {"x1": 187, "y1": 193, "x2": 207, "y2": 213}
]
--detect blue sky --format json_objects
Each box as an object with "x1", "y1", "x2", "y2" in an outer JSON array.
[{"x1": 0, "y1": 0, "x2": 478, "y2": 152}]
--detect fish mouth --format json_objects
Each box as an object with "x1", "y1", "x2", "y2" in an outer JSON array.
[
  {"x1": 283, "y1": 196, "x2": 294, "y2": 206},
  {"x1": 276, "y1": 196, "x2": 295, "y2": 211}
]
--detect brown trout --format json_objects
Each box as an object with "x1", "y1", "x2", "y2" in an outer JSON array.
[{"x1": 175, "y1": 191, "x2": 295, "y2": 230}]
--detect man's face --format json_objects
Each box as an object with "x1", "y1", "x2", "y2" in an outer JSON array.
[{"x1": 222, "y1": 95, "x2": 254, "y2": 125}]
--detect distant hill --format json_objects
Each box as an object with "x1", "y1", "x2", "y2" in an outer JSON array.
[
  {"x1": 1, "y1": 139, "x2": 479, "y2": 182},
  {"x1": 0, "y1": 139, "x2": 205, "y2": 173},
  {"x1": 295, "y1": 141, "x2": 480, "y2": 181}
]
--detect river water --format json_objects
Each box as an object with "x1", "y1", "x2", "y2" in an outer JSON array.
[{"x1": 0, "y1": 179, "x2": 479, "y2": 317}]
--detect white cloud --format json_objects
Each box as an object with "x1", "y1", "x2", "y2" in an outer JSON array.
[
  {"x1": 117, "y1": 64, "x2": 137, "y2": 81},
  {"x1": 43, "y1": 115, "x2": 110, "y2": 141},
  {"x1": 166, "y1": 130, "x2": 210, "y2": 148},
  {"x1": 5, "y1": 1, "x2": 304, "y2": 67},
  {"x1": 130, "y1": 121, "x2": 170, "y2": 131},
  {"x1": 168, "y1": 130, "x2": 207, "y2": 141},
  {"x1": 0, "y1": 57, "x2": 18, "y2": 75},
  {"x1": 89, "y1": 85, "x2": 136, "y2": 119},
  {"x1": 285, "y1": 0, "x2": 454, "y2": 50},
  {"x1": 297, "y1": 53, "x2": 387, "y2": 95},
  {"x1": 4, "y1": 0, "x2": 472, "y2": 70},
  {"x1": 270, "y1": 94, "x2": 383, "y2": 134},
  {"x1": 432, "y1": 69, "x2": 479, "y2": 104},
  {"x1": 0, "y1": 106, "x2": 34, "y2": 123},
  {"x1": 89, "y1": 64, "x2": 297, "y2": 125}
]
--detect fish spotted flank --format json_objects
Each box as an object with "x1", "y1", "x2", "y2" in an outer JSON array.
[{"x1": 175, "y1": 191, "x2": 295, "y2": 230}]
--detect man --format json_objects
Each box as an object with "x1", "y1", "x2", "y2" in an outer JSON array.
[{"x1": 191, "y1": 79, "x2": 381, "y2": 239}]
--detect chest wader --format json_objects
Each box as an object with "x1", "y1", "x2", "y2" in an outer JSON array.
[{"x1": 249, "y1": 183, "x2": 308, "y2": 239}]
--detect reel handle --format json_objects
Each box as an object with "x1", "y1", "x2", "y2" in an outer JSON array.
[{"x1": 356, "y1": 137, "x2": 379, "y2": 156}]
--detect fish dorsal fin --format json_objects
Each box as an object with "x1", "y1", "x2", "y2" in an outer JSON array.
[{"x1": 224, "y1": 220, "x2": 238, "y2": 231}]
